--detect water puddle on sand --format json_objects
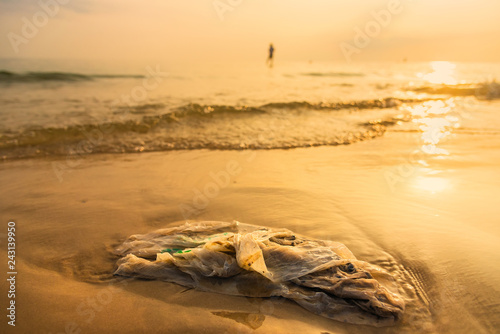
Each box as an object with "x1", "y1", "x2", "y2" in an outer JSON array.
[{"x1": 211, "y1": 311, "x2": 266, "y2": 330}]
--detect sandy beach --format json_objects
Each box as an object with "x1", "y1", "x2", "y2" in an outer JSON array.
[
  {"x1": 2, "y1": 121, "x2": 500, "y2": 333},
  {"x1": 2, "y1": 0, "x2": 500, "y2": 332}
]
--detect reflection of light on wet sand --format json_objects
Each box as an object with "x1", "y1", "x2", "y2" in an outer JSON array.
[
  {"x1": 413, "y1": 176, "x2": 450, "y2": 193},
  {"x1": 420, "y1": 61, "x2": 458, "y2": 85},
  {"x1": 406, "y1": 99, "x2": 461, "y2": 155}
]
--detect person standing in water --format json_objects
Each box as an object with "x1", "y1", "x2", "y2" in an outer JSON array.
[{"x1": 267, "y1": 43, "x2": 275, "y2": 68}]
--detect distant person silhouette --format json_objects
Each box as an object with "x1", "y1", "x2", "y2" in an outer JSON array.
[{"x1": 267, "y1": 43, "x2": 274, "y2": 68}]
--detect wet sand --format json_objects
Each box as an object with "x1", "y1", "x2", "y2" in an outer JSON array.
[{"x1": 1, "y1": 129, "x2": 500, "y2": 333}]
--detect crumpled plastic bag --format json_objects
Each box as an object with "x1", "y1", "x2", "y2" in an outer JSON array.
[{"x1": 114, "y1": 221, "x2": 405, "y2": 327}]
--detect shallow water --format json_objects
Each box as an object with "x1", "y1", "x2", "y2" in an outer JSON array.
[{"x1": 1, "y1": 60, "x2": 499, "y2": 158}]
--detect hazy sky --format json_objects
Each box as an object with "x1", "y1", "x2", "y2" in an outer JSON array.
[{"x1": 1, "y1": 0, "x2": 499, "y2": 65}]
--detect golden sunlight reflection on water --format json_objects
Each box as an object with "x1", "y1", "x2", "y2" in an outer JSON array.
[
  {"x1": 418, "y1": 61, "x2": 459, "y2": 85},
  {"x1": 406, "y1": 99, "x2": 461, "y2": 156},
  {"x1": 401, "y1": 98, "x2": 463, "y2": 194}
]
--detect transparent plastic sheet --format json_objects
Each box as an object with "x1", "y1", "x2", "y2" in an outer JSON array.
[{"x1": 114, "y1": 221, "x2": 405, "y2": 327}]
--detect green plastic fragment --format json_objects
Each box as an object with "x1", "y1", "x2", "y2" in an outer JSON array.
[{"x1": 160, "y1": 248, "x2": 185, "y2": 254}]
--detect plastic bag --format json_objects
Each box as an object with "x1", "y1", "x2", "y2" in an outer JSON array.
[{"x1": 114, "y1": 221, "x2": 404, "y2": 327}]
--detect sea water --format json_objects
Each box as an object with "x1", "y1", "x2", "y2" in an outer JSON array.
[{"x1": 1, "y1": 59, "x2": 499, "y2": 159}]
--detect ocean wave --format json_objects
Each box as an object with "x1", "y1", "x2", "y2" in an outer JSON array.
[
  {"x1": 259, "y1": 97, "x2": 407, "y2": 110},
  {"x1": 0, "y1": 96, "x2": 422, "y2": 160},
  {"x1": 301, "y1": 72, "x2": 365, "y2": 77},
  {"x1": 410, "y1": 81, "x2": 500, "y2": 100},
  {"x1": 0, "y1": 70, "x2": 144, "y2": 83},
  {"x1": 173, "y1": 103, "x2": 267, "y2": 116},
  {"x1": 0, "y1": 125, "x2": 385, "y2": 160},
  {"x1": 112, "y1": 97, "x2": 417, "y2": 118},
  {"x1": 114, "y1": 103, "x2": 167, "y2": 115}
]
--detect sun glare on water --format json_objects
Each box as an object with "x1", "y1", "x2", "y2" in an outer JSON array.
[
  {"x1": 420, "y1": 61, "x2": 458, "y2": 85},
  {"x1": 403, "y1": 97, "x2": 461, "y2": 194},
  {"x1": 406, "y1": 99, "x2": 461, "y2": 156}
]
